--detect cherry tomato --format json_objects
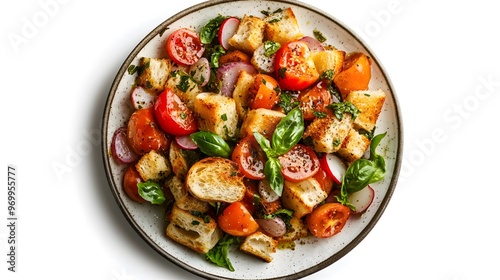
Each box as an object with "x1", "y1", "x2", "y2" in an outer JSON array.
[
  {"x1": 166, "y1": 28, "x2": 205, "y2": 65},
  {"x1": 298, "y1": 81, "x2": 333, "y2": 120},
  {"x1": 313, "y1": 166, "x2": 334, "y2": 195},
  {"x1": 218, "y1": 201, "x2": 259, "y2": 237},
  {"x1": 249, "y1": 74, "x2": 280, "y2": 110},
  {"x1": 278, "y1": 144, "x2": 320, "y2": 182},
  {"x1": 306, "y1": 203, "x2": 350, "y2": 238},
  {"x1": 154, "y1": 88, "x2": 197, "y2": 136},
  {"x1": 123, "y1": 165, "x2": 146, "y2": 203},
  {"x1": 232, "y1": 136, "x2": 266, "y2": 180},
  {"x1": 127, "y1": 107, "x2": 169, "y2": 155},
  {"x1": 333, "y1": 52, "x2": 371, "y2": 98},
  {"x1": 275, "y1": 41, "x2": 319, "y2": 91}
]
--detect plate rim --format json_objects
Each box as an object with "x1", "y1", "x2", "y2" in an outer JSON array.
[{"x1": 101, "y1": 0, "x2": 404, "y2": 279}]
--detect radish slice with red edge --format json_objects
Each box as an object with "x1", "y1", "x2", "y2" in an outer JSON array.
[
  {"x1": 216, "y1": 62, "x2": 257, "y2": 97},
  {"x1": 320, "y1": 153, "x2": 347, "y2": 185},
  {"x1": 130, "y1": 86, "x2": 155, "y2": 110},
  {"x1": 175, "y1": 135, "x2": 198, "y2": 150},
  {"x1": 111, "y1": 127, "x2": 140, "y2": 164},
  {"x1": 348, "y1": 185, "x2": 375, "y2": 214},
  {"x1": 218, "y1": 17, "x2": 240, "y2": 50},
  {"x1": 299, "y1": 36, "x2": 325, "y2": 52},
  {"x1": 189, "y1": 57, "x2": 210, "y2": 86}
]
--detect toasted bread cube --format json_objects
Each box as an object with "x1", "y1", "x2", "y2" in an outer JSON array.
[
  {"x1": 336, "y1": 129, "x2": 371, "y2": 164},
  {"x1": 194, "y1": 93, "x2": 238, "y2": 140},
  {"x1": 169, "y1": 141, "x2": 199, "y2": 180},
  {"x1": 345, "y1": 89, "x2": 386, "y2": 132},
  {"x1": 240, "y1": 231, "x2": 278, "y2": 263},
  {"x1": 251, "y1": 43, "x2": 276, "y2": 73},
  {"x1": 240, "y1": 108, "x2": 285, "y2": 139},
  {"x1": 228, "y1": 15, "x2": 266, "y2": 54},
  {"x1": 135, "y1": 150, "x2": 171, "y2": 181},
  {"x1": 232, "y1": 70, "x2": 256, "y2": 123},
  {"x1": 302, "y1": 114, "x2": 353, "y2": 153},
  {"x1": 310, "y1": 49, "x2": 345, "y2": 77},
  {"x1": 165, "y1": 176, "x2": 210, "y2": 213},
  {"x1": 276, "y1": 217, "x2": 308, "y2": 242},
  {"x1": 165, "y1": 71, "x2": 202, "y2": 110},
  {"x1": 166, "y1": 205, "x2": 223, "y2": 254},
  {"x1": 137, "y1": 57, "x2": 172, "y2": 93},
  {"x1": 264, "y1": 8, "x2": 303, "y2": 45},
  {"x1": 282, "y1": 177, "x2": 327, "y2": 218}
]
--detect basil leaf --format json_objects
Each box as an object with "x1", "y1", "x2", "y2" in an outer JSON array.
[
  {"x1": 368, "y1": 132, "x2": 387, "y2": 183},
  {"x1": 264, "y1": 41, "x2": 281, "y2": 57},
  {"x1": 200, "y1": 15, "x2": 227, "y2": 44},
  {"x1": 265, "y1": 158, "x2": 284, "y2": 196},
  {"x1": 137, "y1": 181, "x2": 166, "y2": 204},
  {"x1": 327, "y1": 101, "x2": 360, "y2": 120},
  {"x1": 343, "y1": 159, "x2": 377, "y2": 194},
  {"x1": 253, "y1": 132, "x2": 279, "y2": 158},
  {"x1": 271, "y1": 106, "x2": 304, "y2": 155},
  {"x1": 205, "y1": 234, "x2": 241, "y2": 271},
  {"x1": 190, "y1": 131, "x2": 231, "y2": 158}
]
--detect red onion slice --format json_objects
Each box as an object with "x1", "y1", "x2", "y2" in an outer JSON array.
[
  {"x1": 256, "y1": 217, "x2": 287, "y2": 237},
  {"x1": 299, "y1": 36, "x2": 325, "y2": 52},
  {"x1": 111, "y1": 127, "x2": 140, "y2": 164},
  {"x1": 216, "y1": 62, "x2": 257, "y2": 97}
]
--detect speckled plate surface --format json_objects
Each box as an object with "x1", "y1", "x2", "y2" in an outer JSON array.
[{"x1": 101, "y1": 0, "x2": 403, "y2": 279}]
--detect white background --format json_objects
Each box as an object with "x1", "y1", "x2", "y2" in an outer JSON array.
[{"x1": 1, "y1": 0, "x2": 499, "y2": 279}]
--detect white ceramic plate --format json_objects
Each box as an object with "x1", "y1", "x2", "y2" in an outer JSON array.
[{"x1": 101, "y1": 0, "x2": 403, "y2": 279}]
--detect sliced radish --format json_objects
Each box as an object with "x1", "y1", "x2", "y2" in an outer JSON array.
[
  {"x1": 348, "y1": 185, "x2": 375, "y2": 214},
  {"x1": 188, "y1": 57, "x2": 210, "y2": 86},
  {"x1": 218, "y1": 17, "x2": 240, "y2": 50},
  {"x1": 216, "y1": 62, "x2": 257, "y2": 97},
  {"x1": 130, "y1": 86, "x2": 155, "y2": 110},
  {"x1": 175, "y1": 135, "x2": 198, "y2": 150},
  {"x1": 111, "y1": 127, "x2": 140, "y2": 164},
  {"x1": 320, "y1": 153, "x2": 347, "y2": 185},
  {"x1": 299, "y1": 36, "x2": 325, "y2": 52},
  {"x1": 258, "y1": 179, "x2": 279, "y2": 203}
]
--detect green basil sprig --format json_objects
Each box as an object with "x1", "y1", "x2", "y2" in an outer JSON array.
[
  {"x1": 205, "y1": 234, "x2": 241, "y2": 271},
  {"x1": 336, "y1": 132, "x2": 387, "y2": 209},
  {"x1": 190, "y1": 131, "x2": 231, "y2": 158},
  {"x1": 254, "y1": 107, "x2": 305, "y2": 196},
  {"x1": 326, "y1": 101, "x2": 360, "y2": 120},
  {"x1": 137, "y1": 181, "x2": 166, "y2": 205},
  {"x1": 200, "y1": 15, "x2": 227, "y2": 44}
]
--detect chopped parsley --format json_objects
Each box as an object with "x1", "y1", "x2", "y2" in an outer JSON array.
[
  {"x1": 313, "y1": 29, "x2": 327, "y2": 43},
  {"x1": 263, "y1": 41, "x2": 281, "y2": 57},
  {"x1": 326, "y1": 101, "x2": 360, "y2": 120}
]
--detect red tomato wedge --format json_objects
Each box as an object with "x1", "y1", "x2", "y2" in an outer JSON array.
[
  {"x1": 166, "y1": 28, "x2": 205, "y2": 65},
  {"x1": 298, "y1": 81, "x2": 332, "y2": 120},
  {"x1": 218, "y1": 201, "x2": 259, "y2": 237},
  {"x1": 232, "y1": 136, "x2": 266, "y2": 180},
  {"x1": 306, "y1": 203, "x2": 350, "y2": 238},
  {"x1": 154, "y1": 89, "x2": 198, "y2": 136},
  {"x1": 249, "y1": 74, "x2": 280, "y2": 110},
  {"x1": 278, "y1": 144, "x2": 320, "y2": 182},
  {"x1": 275, "y1": 41, "x2": 319, "y2": 91},
  {"x1": 127, "y1": 108, "x2": 169, "y2": 155},
  {"x1": 123, "y1": 165, "x2": 146, "y2": 203}
]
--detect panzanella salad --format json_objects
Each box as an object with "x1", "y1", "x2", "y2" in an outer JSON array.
[{"x1": 111, "y1": 7, "x2": 387, "y2": 271}]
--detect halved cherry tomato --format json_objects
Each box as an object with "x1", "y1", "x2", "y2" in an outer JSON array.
[
  {"x1": 278, "y1": 144, "x2": 320, "y2": 182},
  {"x1": 249, "y1": 74, "x2": 280, "y2": 110},
  {"x1": 154, "y1": 88, "x2": 197, "y2": 136},
  {"x1": 218, "y1": 201, "x2": 259, "y2": 236},
  {"x1": 333, "y1": 52, "x2": 371, "y2": 98},
  {"x1": 232, "y1": 136, "x2": 266, "y2": 180},
  {"x1": 298, "y1": 81, "x2": 333, "y2": 120},
  {"x1": 123, "y1": 165, "x2": 146, "y2": 203},
  {"x1": 275, "y1": 41, "x2": 319, "y2": 91},
  {"x1": 166, "y1": 28, "x2": 205, "y2": 65},
  {"x1": 306, "y1": 203, "x2": 350, "y2": 238},
  {"x1": 127, "y1": 107, "x2": 169, "y2": 155},
  {"x1": 313, "y1": 166, "x2": 334, "y2": 195}
]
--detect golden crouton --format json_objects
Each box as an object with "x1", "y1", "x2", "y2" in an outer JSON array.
[
  {"x1": 232, "y1": 70, "x2": 256, "y2": 123},
  {"x1": 276, "y1": 217, "x2": 308, "y2": 242},
  {"x1": 240, "y1": 108, "x2": 285, "y2": 139},
  {"x1": 135, "y1": 150, "x2": 171, "y2": 181},
  {"x1": 240, "y1": 231, "x2": 278, "y2": 263},
  {"x1": 282, "y1": 177, "x2": 327, "y2": 218},
  {"x1": 165, "y1": 176, "x2": 210, "y2": 213},
  {"x1": 166, "y1": 205, "x2": 223, "y2": 254},
  {"x1": 136, "y1": 57, "x2": 172, "y2": 93},
  {"x1": 345, "y1": 89, "x2": 386, "y2": 132},
  {"x1": 302, "y1": 114, "x2": 353, "y2": 153},
  {"x1": 336, "y1": 129, "x2": 371, "y2": 164},
  {"x1": 310, "y1": 49, "x2": 345, "y2": 77},
  {"x1": 264, "y1": 8, "x2": 303, "y2": 45},
  {"x1": 165, "y1": 71, "x2": 202, "y2": 110},
  {"x1": 169, "y1": 141, "x2": 199, "y2": 180},
  {"x1": 228, "y1": 15, "x2": 266, "y2": 54},
  {"x1": 194, "y1": 92, "x2": 238, "y2": 140}
]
